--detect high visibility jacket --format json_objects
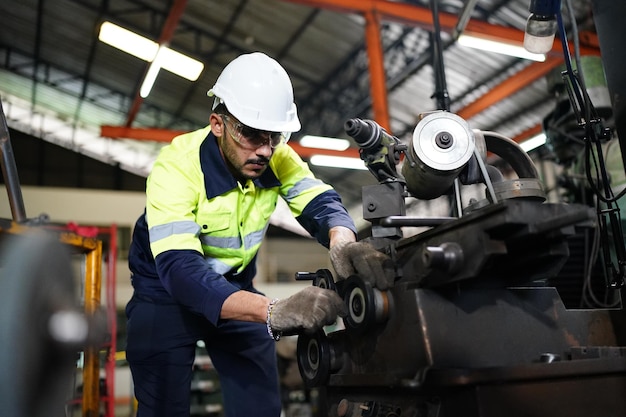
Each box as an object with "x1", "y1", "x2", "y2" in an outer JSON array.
[{"x1": 128, "y1": 126, "x2": 356, "y2": 325}]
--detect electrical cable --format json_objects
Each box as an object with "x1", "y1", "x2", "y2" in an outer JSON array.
[
  {"x1": 556, "y1": 0, "x2": 626, "y2": 289},
  {"x1": 581, "y1": 196, "x2": 621, "y2": 308}
]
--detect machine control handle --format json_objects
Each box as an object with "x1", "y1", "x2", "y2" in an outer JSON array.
[
  {"x1": 422, "y1": 242, "x2": 464, "y2": 274},
  {"x1": 295, "y1": 269, "x2": 337, "y2": 291},
  {"x1": 295, "y1": 272, "x2": 318, "y2": 281}
]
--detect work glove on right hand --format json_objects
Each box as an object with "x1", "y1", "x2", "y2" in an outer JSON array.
[
  {"x1": 269, "y1": 286, "x2": 347, "y2": 335},
  {"x1": 330, "y1": 241, "x2": 395, "y2": 290}
]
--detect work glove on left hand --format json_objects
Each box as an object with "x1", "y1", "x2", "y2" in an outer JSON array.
[
  {"x1": 330, "y1": 241, "x2": 395, "y2": 290},
  {"x1": 269, "y1": 286, "x2": 347, "y2": 335}
]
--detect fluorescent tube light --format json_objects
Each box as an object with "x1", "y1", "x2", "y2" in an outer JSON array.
[
  {"x1": 309, "y1": 155, "x2": 367, "y2": 170},
  {"x1": 458, "y1": 34, "x2": 546, "y2": 62},
  {"x1": 98, "y1": 21, "x2": 204, "y2": 83},
  {"x1": 158, "y1": 47, "x2": 204, "y2": 81},
  {"x1": 520, "y1": 133, "x2": 547, "y2": 152},
  {"x1": 140, "y1": 47, "x2": 165, "y2": 98},
  {"x1": 99, "y1": 21, "x2": 158, "y2": 61},
  {"x1": 299, "y1": 135, "x2": 351, "y2": 151}
]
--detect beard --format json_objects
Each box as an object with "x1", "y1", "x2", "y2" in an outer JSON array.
[{"x1": 220, "y1": 136, "x2": 271, "y2": 181}]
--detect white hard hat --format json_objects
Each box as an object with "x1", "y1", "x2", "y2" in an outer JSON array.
[{"x1": 207, "y1": 52, "x2": 301, "y2": 133}]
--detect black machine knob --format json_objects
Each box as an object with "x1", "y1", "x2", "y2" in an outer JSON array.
[
  {"x1": 342, "y1": 276, "x2": 390, "y2": 334},
  {"x1": 295, "y1": 268, "x2": 337, "y2": 291},
  {"x1": 296, "y1": 330, "x2": 344, "y2": 388},
  {"x1": 422, "y1": 242, "x2": 464, "y2": 274}
]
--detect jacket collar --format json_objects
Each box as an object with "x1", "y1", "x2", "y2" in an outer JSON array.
[{"x1": 200, "y1": 131, "x2": 281, "y2": 200}]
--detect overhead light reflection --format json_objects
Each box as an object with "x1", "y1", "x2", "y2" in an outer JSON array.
[
  {"x1": 299, "y1": 135, "x2": 351, "y2": 151},
  {"x1": 458, "y1": 34, "x2": 546, "y2": 62},
  {"x1": 520, "y1": 133, "x2": 547, "y2": 152},
  {"x1": 309, "y1": 155, "x2": 367, "y2": 170}
]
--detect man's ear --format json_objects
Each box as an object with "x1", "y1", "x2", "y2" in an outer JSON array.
[{"x1": 209, "y1": 114, "x2": 223, "y2": 136}]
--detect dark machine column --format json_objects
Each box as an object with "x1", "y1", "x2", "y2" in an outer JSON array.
[{"x1": 592, "y1": 0, "x2": 626, "y2": 172}]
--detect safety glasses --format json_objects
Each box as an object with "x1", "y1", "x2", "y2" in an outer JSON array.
[{"x1": 221, "y1": 114, "x2": 287, "y2": 150}]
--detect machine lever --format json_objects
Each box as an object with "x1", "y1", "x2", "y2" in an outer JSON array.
[{"x1": 295, "y1": 272, "x2": 318, "y2": 281}]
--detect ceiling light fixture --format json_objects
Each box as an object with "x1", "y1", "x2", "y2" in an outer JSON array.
[
  {"x1": 519, "y1": 132, "x2": 547, "y2": 152},
  {"x1": 523, "y1": 0, "x2": 560, "y2": 54},
  {"x1": 299, "y1": 135, "x2": 351, "y2": 151},
  {"x1": 99, "y1": 21, "x2": 157, "y2": 61},
  {"x1": 140, "y1": 47, "x2": 165, "y2": 98},
  {"x1": 458, "y1": 34, "x2": 546, "y2": 62},
  {"x1": 158, "y1": 47, "x2": 204, "y2": 81},
  {"x1": 309, "y1": 155, "x2": 367, "y2": 170},
  {"x1": 99, "y1": 21, "x2": 203, "y2": 97}
]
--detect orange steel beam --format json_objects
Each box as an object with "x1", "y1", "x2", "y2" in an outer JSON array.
[
  {"x1": 364, "y1": 10, "x2": 390, "y2": 132},
  {"x1": 457, "y1": 55, "x2": 565, "y2": 120},
  {"x1": 280, "y1": 0, "x2": 600, "y2": 126},
  {"x1": 125, "y1": 0, "x2": 188, "y2": 127},
  {"x1": 283, "y1": 0, "x2": 599, "y2": 54},
  {"x1": 101, "y1": 125, "x2": 186, "y2": 142},
  {"x1": 511, "y1": 123, "x2": 543, "y2": 144},
  {"x1": 100, "y1": 125, "x2": 362, "y2": 158},
  {"x1": 284, "y1": 0, "x2": 459, "y2": 28}
]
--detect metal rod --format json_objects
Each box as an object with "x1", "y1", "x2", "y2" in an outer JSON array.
[
  {"x1": 429, "y1": 0, "x2": 451, "y2": 112},
  {"x1": 380, "y1": 216, "x2": 455, "y2": 227},
  {"x1": 0, "y1": 100, "x2": 27, "y2": 223},
  {"x1": 452, "y1": 0, "x2": 480, "y2": 39},
  {"x1": 472, "y1": 146, "x2": 498, "y2": 204},
  {"x1": 82, "y1": 240, "x2": 103, "y2": 417}
]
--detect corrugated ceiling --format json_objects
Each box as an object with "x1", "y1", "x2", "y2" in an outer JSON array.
[{"x1": 0, "y1": 0, "x2": 602, "y2": 229}]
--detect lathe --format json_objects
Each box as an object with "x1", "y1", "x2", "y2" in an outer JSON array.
[{"x1": 296, "y1": 110, "x2": 626, "y2": 417}]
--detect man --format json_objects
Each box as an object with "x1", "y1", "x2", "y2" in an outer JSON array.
[{"x1": 125, "y1": 52, "x2": 392, "y2": 417}]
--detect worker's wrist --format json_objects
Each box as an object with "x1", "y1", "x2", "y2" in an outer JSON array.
[
  {"x1": 329, "y1": 226, "x2": 356, "y2": 249},
  {"x1": 266, "y1": 298, "x2": 281, "y2": 341}
]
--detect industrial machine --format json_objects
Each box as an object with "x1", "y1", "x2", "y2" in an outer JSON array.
[
  {"x1": 295, "y1": 2, "x2": 626, "y2": 413},
  {"x1": 296, "y1": 110, "x2": 626, "y2": 416}
]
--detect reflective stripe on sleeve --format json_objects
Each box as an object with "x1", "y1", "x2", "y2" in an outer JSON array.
[
  {"x1": 149, "y1": 220, "x2": 201, "y2": 243},
  {"x1": 284, "y1": 177, "x2": 329, "y2": 202},
  {"x1": 205, "y1": 257, "x2": 236, "y2": 275}
]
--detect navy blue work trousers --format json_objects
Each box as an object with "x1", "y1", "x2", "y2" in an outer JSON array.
[{"x1": 125, "y1": 294, "x2": 281, "y2": 417}]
